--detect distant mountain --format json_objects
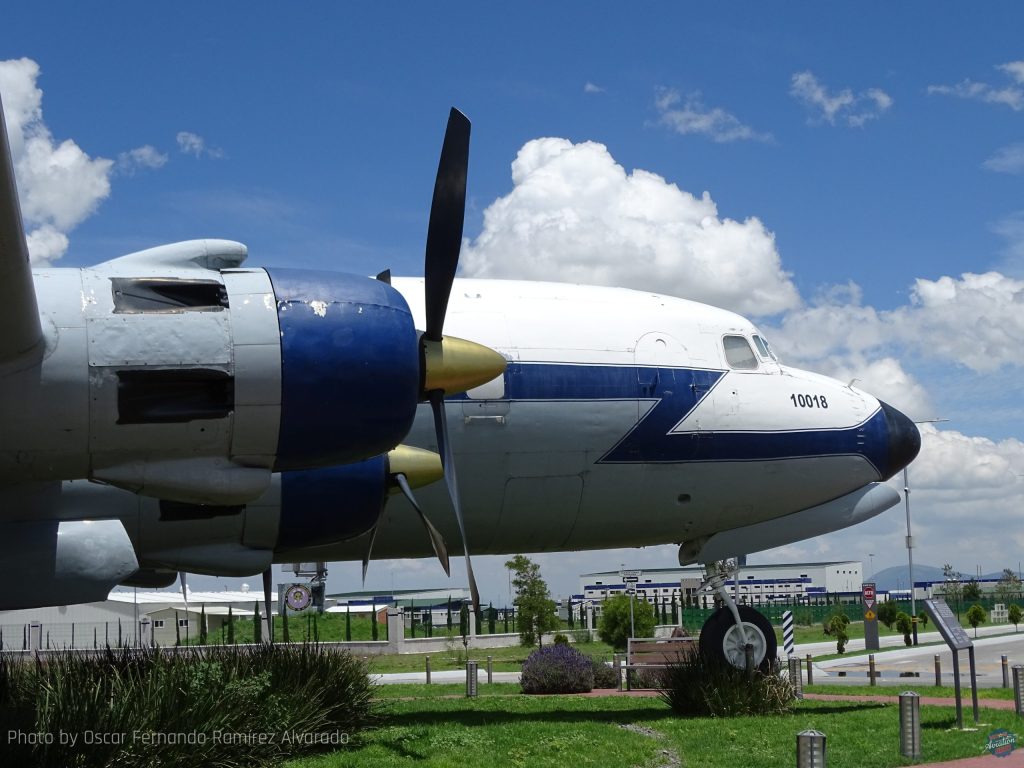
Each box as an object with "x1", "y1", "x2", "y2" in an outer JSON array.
[{"x1": 868, "y1": 564, "x2": 1013, "y2": 592}]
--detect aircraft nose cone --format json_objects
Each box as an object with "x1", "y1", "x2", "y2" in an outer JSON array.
[{"x1": 879, "y1": 401, "x2": 921, "y2": 479}]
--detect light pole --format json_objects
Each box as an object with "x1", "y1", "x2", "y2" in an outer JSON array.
[
  {"x1": 868, "y1": 553, "x2": 874, "y2": 580},
  {"x1": 904, "y1": 418, "x2": 948, "y2": 646}
]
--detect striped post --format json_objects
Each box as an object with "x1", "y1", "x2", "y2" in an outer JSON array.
[{"x1": 782, "y1": 610, "x2": 795, "y2": 657}]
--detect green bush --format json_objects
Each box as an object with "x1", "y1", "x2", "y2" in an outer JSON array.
[
  {"x1": 658, "y1": 654, "x2": 795, "y2": 717},
  {"x1": 597, "y1": 594, "x2": 657, "y2": 650},
  {"x1": 520, "y1": 644, "x2": 594, "y2": 694},
  {"x1": 0, "y1": 644, "x2": 377, "y2": 767},
  {"x1": 590, "y1": 655, "x2": 619, "y2": 689},
  {"x1": 553, "y1": 633, "x2": 569, "y2": 645},
  {"x1": 895, "y1": 612, "x2": 913, "y2": 646}
]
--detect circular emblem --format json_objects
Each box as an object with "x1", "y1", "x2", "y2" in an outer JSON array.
[
  {"x1": 987, "y1": 729, "x2": 1018, "y2": 758},
  {"x1": 285, "y1": 584, "x2": 313, "y2": 612}
]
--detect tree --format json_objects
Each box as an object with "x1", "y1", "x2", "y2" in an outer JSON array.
[
  {"x1": 895, "y1": 611, "x2": 913, "y2": 646},
  {"x1": 597, "y1": 593, "x2": 657, "y2": 651},
  {"x1": 253, "y1": 601, "x2": 262, "y2": 643},
  {"x1": 227, "y1": 605, "x2": 235, "y2": 644},
  {"x1": 996, "y1": 568, "x2": 1022, "y2": 605},
  {"x1": 877, "y1": 600, "x2": 899, "y2": 630},
  {"x1": 966, "y1": 604, "x2": 987, "y2": 637},
  {"x1": 1009, "y1": 604, "x2": 1022, "y2": 633},
  {"x1": 199, "y1": 604, "x2": 208, "y2": 644},
  {"x1": 505, "y1": 554, "x2": 559, "y2": 647},
  {"x1": 942, "y1": 564, "x2": 964, "y2": 617},
  {"x1": 963, "y1": 579, "x2": 982, "y2": 603}
]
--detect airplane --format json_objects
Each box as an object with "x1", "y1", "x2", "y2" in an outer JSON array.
[{"x1": 0, "y1": 99, "x2": 920, "y2": 671}]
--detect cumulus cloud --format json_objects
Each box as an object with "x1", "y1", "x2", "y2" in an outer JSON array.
[
  {"x1": 654, "y1": 88, "x2": 771, "y2": 143},
  {"x1": 460, "y1": 137, "x2": 799, "y2": 316},
  {"x1": 583, "y1": 82, "x2": 604, "y2": 94},
  {"x1": 790, "y1": 71, "x2": 893, "y2": 126},
  {"x1": 0, "y1": 58, "x2": 113, "y2": 264},
  {"x1": 928, "y1": 61, "x2": 1024, "y2": 111},
  {"x1": 984, "y1": 143, "x2": 1024, "y2": 174},
  {"x1": 116, "y1": 145, "x2": 168, "y2": 175},
  {"x1": 177, "y1": 130, "x2": 222, "y2": 158}
]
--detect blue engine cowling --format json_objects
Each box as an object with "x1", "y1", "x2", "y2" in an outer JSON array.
[
  {"x1": 266, "y1": 269, "x2": 420, "y2": 471},
  {"x1": 276, "y1": 455, "x2": 389, "y2": 550}
]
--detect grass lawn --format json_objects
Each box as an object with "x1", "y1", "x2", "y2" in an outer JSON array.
[
  {"x1": 364, "y1": 641, "x2": 616, "y2": 674},
  {"x1": 282, "y1": 690, "x2": 1023, "y2": 768}
]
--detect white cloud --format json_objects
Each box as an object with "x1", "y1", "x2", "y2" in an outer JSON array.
[
  {"x1": 0, "y1": 58, "x2": 113, "y2": 264},
  {"x1": 790, "y1": 71, "x2": 893, "y2": 126},
  {"x1": 983, "y1": 143, "x2": 1024, "y2": 174},
  {"x1": 117, "y1": 145, "x2": 168, "y2": 175},
  {"x1": 460, "y1": 137, "x2": 799, "y2": 316},
  {"x1": 654, "y1": 88, "x2": 771, "y2": 143},
  {"x1": 928, "y1": 62, "x2": 1024, "y2": 111},
  {"x1": 177, "y1": 130, "x2": 222, "y2": 158},
  {"x1": 992, "y1": 211, "x2": 1024, "y2": 272},
  {"x1": 583, "y1": 82, "x2": 604, "y2": 94}
]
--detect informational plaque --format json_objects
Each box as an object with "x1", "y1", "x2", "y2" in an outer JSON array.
[{"x1": 923, "y1": 598, "x2": 973, "y2": 650}]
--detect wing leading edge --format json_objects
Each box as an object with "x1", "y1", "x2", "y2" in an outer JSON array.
[{"x1": 0, "y1": 93, "x2": 42, "y2": 364}]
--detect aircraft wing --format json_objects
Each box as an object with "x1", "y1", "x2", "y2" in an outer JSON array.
[{"x1": 0, "y1": 93, "x2": 42, "y2": 364}]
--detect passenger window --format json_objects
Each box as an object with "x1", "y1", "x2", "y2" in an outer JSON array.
[{"x1": 723, "y1": 335, "x2": 758, "y2": 370}]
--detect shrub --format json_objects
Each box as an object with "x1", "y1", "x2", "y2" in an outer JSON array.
[
  {"x1": 597, "y1": 594, "x2": 656, "y2": 650},
  {"x1": 659, "y1": 653, "x2": 795, "y2": 717},
  {"x1": 520, "y1": 644, "x2": 594, "y2": 694},
  {"x1": 553, "y1": 633, "x2": 569, "y2": 645},
  {"x1": 589, "y1": 655, "x2": 619, "y2": 689},
  {"x1": 0, "y1": 644, "x2": 376, "y2": 767},
  {"x1": 826, "y1": 614, "x2": 849, "y2": 654},
  {"x1": 895, "y1": 611, "x2": 913, "y2": 646}
]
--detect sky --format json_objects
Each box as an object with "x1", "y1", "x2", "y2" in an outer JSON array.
[{"x1": 2, "y1": 3, "x2": 1023, "y2": 604}]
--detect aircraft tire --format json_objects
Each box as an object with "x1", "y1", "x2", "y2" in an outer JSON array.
[{"x1": 698, "y1": 606, "x2": 776, "y2": 673}]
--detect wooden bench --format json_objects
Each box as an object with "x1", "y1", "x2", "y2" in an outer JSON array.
[{"x1": 619, "y1": 636, "x2": 698, "y2": 690}]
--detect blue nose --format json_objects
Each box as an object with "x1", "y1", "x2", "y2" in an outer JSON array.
[{"x1": 879, "y1": 401, "x2": 921, "y2": 480}]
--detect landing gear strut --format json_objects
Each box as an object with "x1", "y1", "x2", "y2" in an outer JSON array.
[{"x1": 697, "y1": 561, "x2": 776, "y2": 672}]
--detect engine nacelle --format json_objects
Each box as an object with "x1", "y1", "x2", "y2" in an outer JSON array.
[
  {"x1": 267, "y1": 269, "x2": 420, "y2": 471},
  {"x1": 0, "y1": 519, "x2": 139, "y2": 610}
]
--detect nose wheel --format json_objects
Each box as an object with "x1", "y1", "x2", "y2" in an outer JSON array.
[
  {"x1": 698, "y1": 605, "x2": 776, "y2": 672},
  {"x1": 697, "y1": 561, "x2": 777, "y2": 672}
]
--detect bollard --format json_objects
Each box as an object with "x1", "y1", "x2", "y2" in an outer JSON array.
[
  {"x1": 487, "y1": 655, "x2": 493, "y2": 684},
  {"x1": 788, "y1": 656, "x2": 803, "y2": 699},
  {"x1": 934, "y1": 655, "x2": 941, "y2": 687},
  {"x1": 869, "y1": 654, "x2": 876, "y2": 686},
  {"x1": 425, "y1": 655, "x2": 431, "y2": 685},
  {"x1": 1003, "y1": 655, "x2": 1010, "y2": 689},
  {"x1": 466, "y1": 660, "x2": 478, "y2": 698},
  {"x1": 899, "y1": 691, "x2": 921, "y2": 759},
  {"x1": 1013, "y1": 665, "x2": 1024, "y2": 717},
  {"x1": 805, "y1": 653, "x2": 814, "y2": 686},
  {"x1": 796, "y1": 729, "x2": 826, "y2": 768}
]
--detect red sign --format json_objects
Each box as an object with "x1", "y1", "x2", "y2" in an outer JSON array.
[{"x1": 863, "y1": 583, "x2": 876, "y2": 602}]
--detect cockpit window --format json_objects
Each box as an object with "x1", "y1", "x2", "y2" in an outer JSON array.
[
  {"x1": 723, "y1": 335, "x2": 758, "y2": 370},
  {"x1": 752, "y1": 334, "x2": 777, "y2": 361}
]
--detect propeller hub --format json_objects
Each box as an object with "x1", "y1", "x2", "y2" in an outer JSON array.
[
  {"x1": 421, "y1": 336, "x2": 507, "y2": 396},
  {"x1": 387, "y1": 445, "x2": 443, "y2": 489}
]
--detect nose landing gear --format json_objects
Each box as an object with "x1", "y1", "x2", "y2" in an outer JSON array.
[{"x1": 697, "y1": 561, "x2": 777, "y2": 673}]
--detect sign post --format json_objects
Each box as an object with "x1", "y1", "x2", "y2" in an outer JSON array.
[
  {"x1": 863, "y1": 582, "x2": 879, "y2": 651},
  {"x1": 923, "y1": 598, "x2": 978, "y2": 728},
  {"x1": 621, "y1": 569, "x2": 641, "y2": 638}
]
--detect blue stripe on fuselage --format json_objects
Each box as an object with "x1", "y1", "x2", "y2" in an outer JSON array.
[{"x1": 464, "y1": 362, "x2": 887, "y2": 474}]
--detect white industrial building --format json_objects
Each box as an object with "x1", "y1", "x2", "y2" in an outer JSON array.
[
  {"x1": 576, "y1": 561, "x2": 863, "y2": 609},
  {"x1": 0, "y1": 586, "x2": 272, "y2": 651}
]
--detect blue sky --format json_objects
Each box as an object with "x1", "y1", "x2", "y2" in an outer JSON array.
[{"x1": 3, "y1": 3, "x2": 1023, "y2": 599}]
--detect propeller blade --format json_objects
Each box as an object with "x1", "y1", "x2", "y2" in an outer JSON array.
[
  {"x1": 395, "y1": 472, "x2": 451, "y2": 577},
  {"x1": 429, "y1": 390, "x2": 480, "y2": 612},
  {"x1": 361, "y1": 524, "x2": 379, "y2": 586},
  {"x1": 262, "y1": 566, "x2": 273, "y2": 644},
  {"x1": 179, "y1": 571, "x2": 189, "y2": 610},
  {"x1": 423, "y1": 108, "x2": 470, "y2": 343}
]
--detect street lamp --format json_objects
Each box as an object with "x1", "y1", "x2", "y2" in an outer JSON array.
[
  {"x1": 904, "y1": 418, "x2": 949, "y2": 646},
  {"x1": 868, "y1": 553, "x2": 874, "y2": 579}
]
